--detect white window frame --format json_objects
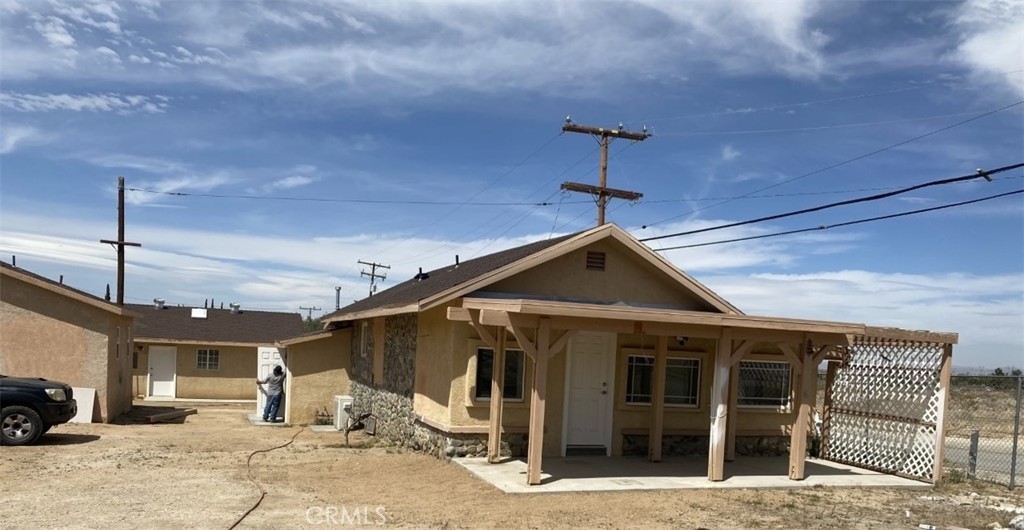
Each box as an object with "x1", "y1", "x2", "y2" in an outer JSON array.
[
  {"x1": 473, "y1": 347, "x2": 526, "y2": 403},
  {"x1": 196, "y1": 348, "x2": 220, "y2": 371},
  {"x1": 738, "y1": 360, "x2": 791, "y2": 408},
  {"x1": 624, "y1": 354, "x2": 701, "y2": 408},
  {"x1": 359, "y1": 321, "x2": 370, "y2": 358}
]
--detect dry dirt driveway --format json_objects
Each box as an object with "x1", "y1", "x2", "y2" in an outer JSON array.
[{"x1": 0, "y1": 403, "x2": 1019, "y2": 529}]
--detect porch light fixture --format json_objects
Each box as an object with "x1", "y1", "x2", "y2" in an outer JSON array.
[{"x1": 676, "y1": 336, "x2": 689, "y2": 347}]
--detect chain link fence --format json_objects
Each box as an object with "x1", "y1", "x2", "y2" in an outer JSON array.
[{"x1": 943, "y1": 375, "x2": 1022, "y2": 489}]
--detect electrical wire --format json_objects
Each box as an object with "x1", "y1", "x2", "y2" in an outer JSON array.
[
  {"x1": 640, "y1": 162, "x2": 1023, "y2": 242},
  {"x1": 653, "y1": 111, "x2": 982, "y2": 137},
  {"x1": 653, "y1": 188, "x2": 1024, "y2": 251},
  {"x1": 125, "y1": 188, "x2": 584, "y2": 207},
  {"x1": 633, "y1": 69, "x2": 1023, "y2": 123},
  {"x1": 640, "y1": 175, "x2": 1024, "y2": 203},
  {"x1": 640, "y1": 99, "x2": 1024, "y2": 229}
]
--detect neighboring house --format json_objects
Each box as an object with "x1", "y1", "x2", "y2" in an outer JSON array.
[
  {"x1": 0, "y1": 261, "x2": 136, "y2": 422},
  {"x1": 289, "y1": 223, "x2": 958, "y2": 486},
  {"x1": 128, "y1": 302, "x2": 304, "y2": 400}
]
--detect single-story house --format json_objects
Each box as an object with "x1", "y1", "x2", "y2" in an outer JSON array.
[
  {"x1": 128, "y1": 302, "x2": 304, "y2": 400},
  {"x1": 0, "y1": 261, "x2": 136, "y2": 422},
  {"x1": 298, "y1": 223, "x2": 957, "y2": 486}
]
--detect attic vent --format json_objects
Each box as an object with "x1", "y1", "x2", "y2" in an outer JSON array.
[
  {"x1": 191, "y1": 308, "x2": 208, "y2": 319},
  {"x1": 586, "y1": 251, "x2": 606, "y2": 271}
]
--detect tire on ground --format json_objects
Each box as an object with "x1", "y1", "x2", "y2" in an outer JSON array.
[{"x1": 1, "y1": 406, "x2": 45, "y2": 446}]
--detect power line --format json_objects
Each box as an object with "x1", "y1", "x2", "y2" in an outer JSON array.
[
  {"x1": 641, "y1": 163, "x2": 1023, "y2": 242},
  {"x1": 634, "y1": 69, "x2": 1024, "y2": 123},
  {"x1": 640, "y1": 99, "x2": 1024, "y2": 229},
  {"x1": 126, "y1": 187, "x2": 585, "y2": 206},
  {"x1": 653, "y1": 188, "x2": 1024, "y2": 251},
  {"x1": 654, "y1": 111, "x2": 981, "y2": 137},
  {"x1": 372, "y1": 131, "x2": 563, "y2": 258},
  {"x1": 640, "y1": 174, "x2": 1024, "y2": 203}
]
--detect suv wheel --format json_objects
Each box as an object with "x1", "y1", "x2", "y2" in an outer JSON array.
[{"x1": 1, "y1": 406, "x2": 44, "y2": 446}]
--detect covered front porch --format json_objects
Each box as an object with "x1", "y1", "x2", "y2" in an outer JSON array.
[{"x1": 448, "y1": 296, "x2": 956, "y2": 487}]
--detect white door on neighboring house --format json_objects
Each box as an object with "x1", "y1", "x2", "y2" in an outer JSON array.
[
  {"x1": 148, "y1": 346, "x2": 177, "y2": 398},
  {"x1": 257, "y1": 347, "x2": 286, "y2": 420},
  {"x1": 564, "y1": 331, "x2": 615, "y2": 453}
]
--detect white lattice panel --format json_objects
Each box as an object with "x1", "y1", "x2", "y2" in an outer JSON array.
[{"x1": 822, "y1": 338, "x2": 945, "y2": 481}]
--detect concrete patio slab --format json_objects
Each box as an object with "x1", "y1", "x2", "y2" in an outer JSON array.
[{"x1": 454, "y1": 456, "x2": 932, "y2": 494}]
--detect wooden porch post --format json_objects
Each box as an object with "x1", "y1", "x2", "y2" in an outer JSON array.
[
  {"x1": 789, "y1": 342, "x2": 815, "y2": 480},
  {"x1": 708, "y1": 329, "x2": 732, "y2": 481},
  {"x1": 932, "y1": 343, "x2": 953, "y2": 484},
  {"x1": 527, "y1": 319, "x2": 551, "y2": 485},
  {"x1": 820, "y1": 360, "x2": 838, "y2": 457},
  {"x1": 649, "y1": 335, "x2": 668, "y2": 462},
  {"x1": 487, "y1": 327, "x2": 507, "y2": 463},
  {"x1": 725, "y1": 364, "x2": 739, "y2": 461}
]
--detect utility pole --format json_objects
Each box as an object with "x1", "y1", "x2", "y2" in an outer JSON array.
[
  {"x1": 358, "y1": 260, "x2": 390, "y2": 297},
  {"x1": 299, "y1": 306, "x2": 322, "y2": 320},
  {"x1": 100, "y1": 176, "x2": 141, "y2": 306},
  {"x1": 560, "y1": 117, "x2": 650, "y2": 226}
]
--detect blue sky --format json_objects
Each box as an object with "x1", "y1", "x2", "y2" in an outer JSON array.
[{"x1": 1, "y1": 0, "x2": 1021, "y2": 369}]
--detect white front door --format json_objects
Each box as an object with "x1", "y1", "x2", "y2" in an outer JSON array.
[
  {"x1": 564, "y1": 332, "x2": 615, "y2": 451},
  {"x1": 148, "y1": 346, "x2": 177, "y2": 397},
  {"x1": 257, "y1": 347, "x2": 286, "y2": 420}
]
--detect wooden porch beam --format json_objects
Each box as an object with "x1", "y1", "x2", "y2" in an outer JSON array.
[
  {"x1": 820, "y1": 360, "x2": 838, "y2": 458},
  {"x1": 725, "y1": 364, "x2": 740, "y2": 461},
  {"x1": 649, "y1": 335, "x2": 668, "y2": 462},
  {"x1": 505, "y1": 318, "x2": 538, "y2": 361},
  {"x1": 487, "y1": 327, "x2": 507, "y2": 463},
  {"x1": 932, "y1": 344, "x2": 953, "y2": 484},
  {"x1": 549, "y1": 330, "x2": 577, "y2": 357},
  {"x1": 811, "y1": 344, "x2": 834, "y2": 366},
  {"x1": 729, "y1": 340, "x2": 755, "y2": 366},
  {"x1": 526, "y1": 319, "x2": 551, "y2": 485},
  {"x1": 789, "y1": 341, "x2": 816, "y2": 480},
  {"x1": 777, "y1": 343, "x2": 802, "y2": 368},
  {"x1": 708, "y1": 329, "x2": 732, "y2": 481}
]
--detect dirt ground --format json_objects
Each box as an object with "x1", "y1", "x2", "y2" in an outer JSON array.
[{"x1": 1, "y1": 403, "x2": 1020, "y2": 530}]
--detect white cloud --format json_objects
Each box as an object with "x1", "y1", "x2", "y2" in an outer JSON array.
[
  {"x1": 721, "y1": 144, "x2": 740, "y2": 162},
  {"x1": 95, "y1": 45, "x2": 122, "y2": 64},
  {"x1": 0, "y1": 125, "x2": 53, "y2": 154},
  {"x1": 0, "y1": 91, "x2": 169, "y2": 113},
  {"x1": 248, "y1": 174, "x2": 319, "y2": 195},
  {"x1": 949, "y1": 0, "x2": 1024, "y2": 96},
  {"x1": 32, "y1": 15, "x2": 75, "y2": 47},
  {"x1": 128, "y1": 53, "x2": 150, "y2": 63}
]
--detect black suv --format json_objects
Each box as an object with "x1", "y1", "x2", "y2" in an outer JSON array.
[{"x1": 0, "y1": 375, "x2": 78, "y2": 445}]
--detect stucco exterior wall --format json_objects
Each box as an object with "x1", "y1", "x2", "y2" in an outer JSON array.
[
  {"x1": 412, "y1": 305, "x2": 454, "y2": 426},
  {"x1": 132, "y1": 343, "x2": 259, "y2": 399},
  {"x1": 285, "y1": 330, "x2": 351, "y2": 425},
  {"x1": 0, "y1": 275, "x2": 133, "y2": 422},
  {"x1": 487, "y1": 239, "x2": 715, "y2": 310}
]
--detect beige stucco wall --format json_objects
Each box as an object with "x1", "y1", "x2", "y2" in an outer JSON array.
[
  {"x1": 413, "y1": 305, "x2": 456, "y2": 426},
  {"x1": 487, "y1": 239, "x2": 715, "y2": 310},
  {"x1": 0, "y1": 274, "x2": 133, "y2": 422},
  {"x1": 285, "y1": 330, "x2": 352, "y2": 425},
  {"x1": 132, "y1": 343, "x2": 259, "y2": 400}
]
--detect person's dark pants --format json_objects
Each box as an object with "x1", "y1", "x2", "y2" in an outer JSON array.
[{"x1": 263, "y1": 393, "x2": 282, "y2": 422}]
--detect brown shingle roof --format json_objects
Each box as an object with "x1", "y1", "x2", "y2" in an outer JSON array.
[
  {"x1": 1, "y1": 261, "x2": 130, "y2": 316},
  {"x1": 322, "y1": 231, "x2": 581, "y2": 320},
  {"x1": 128, "y1": 303, "x2": 304, "y2": 344}
]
